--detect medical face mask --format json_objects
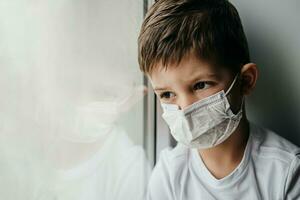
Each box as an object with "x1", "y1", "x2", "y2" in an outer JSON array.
[{"x1": 161, "y1": 75, "x2": 243, "y2": 149}]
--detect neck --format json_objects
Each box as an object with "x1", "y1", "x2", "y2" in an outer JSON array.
[{"x1": 198, "y1": 114, "x2": 250, "y2": 179}]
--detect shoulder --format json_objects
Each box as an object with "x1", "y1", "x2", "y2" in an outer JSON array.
[
  {"x1": 250, "y1": 122, "x2": 300, "y2": 164},
  {"x1": 250, "y1": 123, "x2": 300, "y2": 198},
  {"x1": 160, "y1": 143, "x2": 189, "y2": 164},
  {"x1": 155, "y1": 144, "x2": 190, "y2": 177},
  {"x1": 146, "y1": 144, "x2": 190, "y2": 200}
]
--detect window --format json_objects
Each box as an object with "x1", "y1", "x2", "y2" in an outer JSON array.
[{"x1": 0, "y1": 1, "x2": 155, "y2": 199}]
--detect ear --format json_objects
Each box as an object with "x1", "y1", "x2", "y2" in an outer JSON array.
[{"x1": 240, "y1": 63, "x2": 258, "y2": 95}]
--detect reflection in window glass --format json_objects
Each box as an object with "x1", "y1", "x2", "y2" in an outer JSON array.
[{"x1": 0, "y1": 1, "x2": 150, "y2": 200}]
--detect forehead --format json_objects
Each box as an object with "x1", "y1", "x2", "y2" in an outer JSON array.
[{"x1": 148, "y1": 52, "x2": 226, "y2": 87}]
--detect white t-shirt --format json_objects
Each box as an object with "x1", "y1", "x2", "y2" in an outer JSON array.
[{"x1": 146, "y1": 123, "x2": 300, "y2": 200}]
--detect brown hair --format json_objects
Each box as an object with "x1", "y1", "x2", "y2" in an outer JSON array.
[{"x1": 138, "y1": 0, "x2": 250, "y2": 75}]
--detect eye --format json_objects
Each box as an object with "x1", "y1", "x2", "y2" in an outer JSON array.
[
  {"x1": 159, "y1": 91, "x2": 175, "y2": 100},
  {"x1": 193, "y1": 81, "x2": 212, "y2": 90}
]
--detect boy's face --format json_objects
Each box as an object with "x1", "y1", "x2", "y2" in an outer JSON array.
[{"x1": 148, "y1": 52, "x2": 243, "y2": 111}]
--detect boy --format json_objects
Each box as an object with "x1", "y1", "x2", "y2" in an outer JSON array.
[{"x1": 138, "y1": 0, "x2": 300, "y2": 199}]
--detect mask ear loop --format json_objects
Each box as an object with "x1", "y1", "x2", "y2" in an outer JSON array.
[
  {"x1": 225, "y1": 73, "x2": 245, "y2": 114},
  {"x1": 225, "y1": 74, "x2": 239, "y2": 96}
]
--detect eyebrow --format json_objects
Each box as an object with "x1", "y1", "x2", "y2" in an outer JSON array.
[
  {"x1": 153, "y1": 73, "x2": 218, "y2": 91},
  {"x1": 154, "y1": 87, "x2": 170, "y2": 91}
]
